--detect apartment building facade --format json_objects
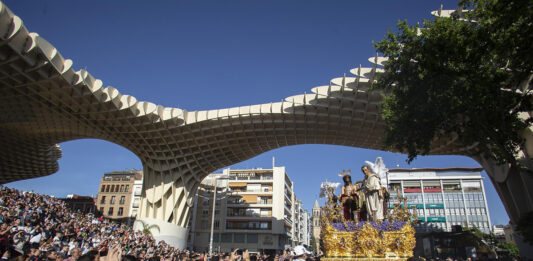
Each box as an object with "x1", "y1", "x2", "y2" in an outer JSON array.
[
  {"x1": 293, "y1": 200, "x2": 310, "y2": 246},
  {"x1": 131, "y1": 174, "x2": 143, "y2": 218},
  {"x1": 188, "y1": 166, "x2": 309, "y2": 254},
  {"x1": 388, "y1": 167, "x2": 492, "y2": 234},
  {"x1": 96, "y1": 170, "x2": 143, "y2": 222}
]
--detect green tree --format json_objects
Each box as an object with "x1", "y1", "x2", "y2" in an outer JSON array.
[
  {"x1": 465, "y1": 227, "x2": 487, "y2": 241},
  {"x1": 496, "y1": 242, "x2": 520, "y2": 257},
  {"x1": 464, "y1": 226, "x2": 497, "y2": 246},
  {"x1": 374, "y1": 0, "x2": 533, "y2": 167},
  {"x1": 135, "y1": 220, "x2": 160, "y2": 236},
  {"x1": 374, "y1": 0, "x2": 533, "y2": 247}
]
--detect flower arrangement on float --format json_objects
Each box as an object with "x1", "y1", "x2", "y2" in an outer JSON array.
[
  {"x1": 320, "y1": 197, "x2": 417, "y2": 259},
  {"x1": 318, "y1": 160, "x2": 417, "y2": 260}
]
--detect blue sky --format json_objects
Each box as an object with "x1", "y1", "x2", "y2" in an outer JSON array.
[{"x1": 4, "y1": 0, "x2": 509, "y2": 225}]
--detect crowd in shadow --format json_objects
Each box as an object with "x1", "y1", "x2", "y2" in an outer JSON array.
[{"x1": 0, "y1": 186, "x2": 319, "y2": 261}]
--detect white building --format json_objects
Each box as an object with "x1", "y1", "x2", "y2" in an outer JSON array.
[
  {"x1": 292, "y1": 200, "x2": 310, "y2": 246},
  {"x1": 493, "y1": 225, "x2": 505, "y2": 236},
  {"x1": 130, "y1": 174, "x2": 143, "y2": 218},
  {"x1": 302, "y1": 210, "x2": 310, "y2": 246},
  {"x1": 388, "y1": 167, "x2": 492, "y2": 233},
  {"x1": 188, "y1": 165, "x2": 309, "y2": 254}
]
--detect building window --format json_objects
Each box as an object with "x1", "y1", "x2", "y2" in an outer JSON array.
[
  {"x1": 247, "y1": 234, "x2": 258, "y2": 243},
  {"x1": 226, "y1": 221, "x2": 271, "y2": 230},
  {"x1": 110, "y1": 196, "x2": 116, "y2": 204},
  {"x1": 108, "y1": 207, "x2": 113, "y2": 216},
  {"x1": 101, "y1": 186, "x2": 105, "y2": 192},
  {"x1": 221, "y1": 233, "x2": 232, "y2": 243},
  {"x1": 246, "y1": 184, "x2": 261, "y2": 192},
  {"x1": 105, "y1": 185, "x2": 110, "y2": 192},
  {"x1": 202, "y1": 209, "x2": 209, "y2": 216},
  {"x1": 201, "y1": 220, "x2": 208, "y2": 229},
  {"x1": 443, "y1": 181, "x2": 462, "y2": 192},
  {"x1": 214, "y1": 220, "x2": 220, "y2": 229},
  {"x1": 260, "y1": 222, "x2": 270, "y2": 229},
  {"x1": 463, "y1": 181, "x2": 481, "y2": 192},
  {"x1": 423, "y1": 181, "x2": 442, "y2": 193},
  {"x1": 115, "y1": 185, "x2": 119, "y2": 193},
  {"x1": 99, "y1": 207, "x2": 104, "y2": 213},
  {"x1": 260, "y1": 173, "x2": 273, "y2": 180},
  {"x1": 259, "y1": 197, "x2": 272, "y2": 205},
  {"x1": 403, "y1": 181, "x2": 421, "y2": 193},
  {"x1": 125, "y1": 185, "x2": 129, "y2": 192},
  {"x1": 120, "y1": 196, "x2": 125, "y2": 205},
  {"x1": 213, "y1": 233, "x2": 220, "y2": 243},
  {"x1": 118, "y1": 207, "x2": 123, "y2": 216},
  {"x1": 261, "y1": 209, "x2": 270, "y2": 217},
  {"x1": 119, "y1": 185, "x2": 124, "y2": 192},
  {"x1": 234, "y1": 233, "x2": 245, "y2": 243}
]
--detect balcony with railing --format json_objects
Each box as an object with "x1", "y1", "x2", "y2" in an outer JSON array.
[
  {"x1": 284, "y1": 205, "x2": 292, "y2": 216},
  {"x1": 227, "y1": 207, "x2": 272, "y2": 217},
  {"x1": 258, "y1": 199, "x2": 273, "y2": 205},
  {"x1": 261, "y1": 187, "x2": 272, "y2": 192},
  {"x1": 226, "y1": 220, "x2": 272, "y2": 230},
  {"x1": 227, "y1": 197, "x2": 244, "y2": 205},
  {"x1": 284, "y1": 216, "x2": 293, "y2": 225},
  {"x1": 228, "y1": 173, "x2": 273, "y2": 182},
  {"x1": 227, "y1": 210, "x2": 260, "y2": 217},
  {"x1": 227, "y1": 212, "x2": 272, "y2": 218}
]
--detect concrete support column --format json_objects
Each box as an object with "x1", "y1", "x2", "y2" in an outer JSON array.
[
  {"x1": 137, "y1": 164, "x2": 201, "y2": 248},
  {"x1": 475, "y1": 155, "x2": 533, "y2": 258},
  {"x1": 133, "y1": 218, "x2": 189, "y2": 249}
]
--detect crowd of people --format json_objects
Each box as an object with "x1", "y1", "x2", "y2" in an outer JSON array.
[
  {"x1": 0, "y1": 186, "x2": 319, "y2": 261},
  {"x1": 0, "y1": 186, "x2": 522, "y2": 261}
]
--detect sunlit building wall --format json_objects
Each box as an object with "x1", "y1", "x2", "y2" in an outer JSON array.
[
  {"x1": 388, "y1": 167, "x2": 491, "y2": 233},
  {"x1": 96, "y1": 170, "x2": 143, "y2": 222},
  {"x1": 189, "y1": 165, "x2": 306, "y2": 253}
]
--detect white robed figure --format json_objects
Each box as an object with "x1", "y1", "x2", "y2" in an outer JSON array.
[
  {"x1": 365, "y1": 157, "x2": 389, "y2": 189},
  {"x1": 360, "y1": 157, "x2": 388, "y2": 221}
]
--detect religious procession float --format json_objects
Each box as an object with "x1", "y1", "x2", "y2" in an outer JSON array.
[{"x1": 319, "y1": 158, "x2": 416, "y2": 260}]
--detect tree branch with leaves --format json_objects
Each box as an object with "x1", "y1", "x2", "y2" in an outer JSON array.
[
  {"x1": 135, "y1": 220, "x2": 160, "y2": 236},
  {"x1": 374, "y1": 0, "x2": 533, "y2": 169}
]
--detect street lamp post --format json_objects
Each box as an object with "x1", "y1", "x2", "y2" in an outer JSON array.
[{"x1": 209, "y1": 175, "x2": 229, "y2": 255}]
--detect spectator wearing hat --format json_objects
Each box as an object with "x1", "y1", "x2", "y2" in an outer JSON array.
[{"x1": 290, "y1": 246, "x2": 312, "y2": 261}]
